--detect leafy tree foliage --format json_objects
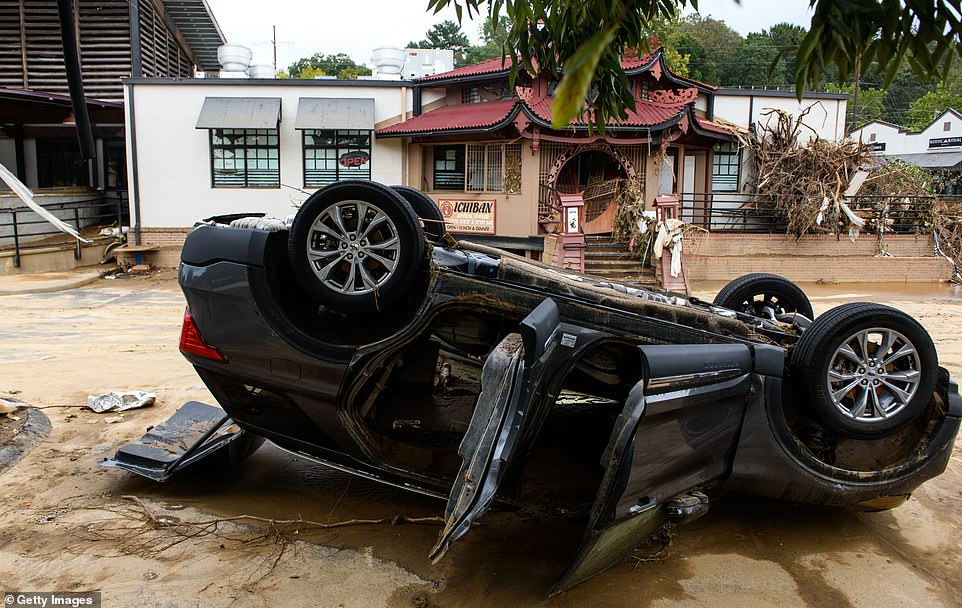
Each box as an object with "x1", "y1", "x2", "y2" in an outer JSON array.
[
  {"x1": 676, "y1": 15, "x2": 742, "y2": 85},
  {"x1": 409, "y1": 20, "x2": 472, "y2": 67},
  {"x1": 427, "y1": 0, "x2": 962, "y2": 130},
  {"x1": 287, "y1": 53, "x2": 371, "y2": 79},
  {"x1": 907, "y1": 84, "x2": 962, "y2": 131},
  {"x1": 464, "y1": 14, "x2": 513, "y2": 64}
]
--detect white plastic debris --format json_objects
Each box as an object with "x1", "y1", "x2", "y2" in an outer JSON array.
[
  {"x1": 0, "y1": 396, "x2": 22, "y2": 416},
  {"x1": 87, "y1": 391, "x2": 156, "y2": 413}
]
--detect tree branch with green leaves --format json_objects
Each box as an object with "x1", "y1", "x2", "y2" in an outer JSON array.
[{"x1": 427, "y1": 0, "x2": 962, "y2": 131}]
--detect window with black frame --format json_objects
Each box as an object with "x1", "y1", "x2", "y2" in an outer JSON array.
[
  {"x1": 36, "y1": 138, "x2": 90, "y2": 188},
  {"x1": 302, "y1": 129, "x2": 372, "y2": 187},
  {"x1": 433, "y1": 145, "x2": 465, "y2": 190},
  {"x1": 103, "y1": 139, "x2": 127, "y2": 189},
  {"x1": 712, "y1": 142, "x2": 741, "y2": 192},
  {"x1": 210, "y1": 128, "x2": 279, "y2": 188}
]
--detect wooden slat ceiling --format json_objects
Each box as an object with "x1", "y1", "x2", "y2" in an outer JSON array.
[{"x1": 0, "y1": 0, "x2": 225, "y2": 104}]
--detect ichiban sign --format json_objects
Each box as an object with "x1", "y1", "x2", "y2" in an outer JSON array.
[{"x1": 438, "y1": 199, "x2": 496, "y2": 234}]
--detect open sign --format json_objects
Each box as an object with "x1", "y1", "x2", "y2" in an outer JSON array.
[{"x1": 338, "y1": 151, "x2": 370, "y2": 168}]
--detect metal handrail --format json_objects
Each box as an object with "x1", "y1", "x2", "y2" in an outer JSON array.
[{"x1": 0, "y1": 195, "x2": 128, "y2": 267}]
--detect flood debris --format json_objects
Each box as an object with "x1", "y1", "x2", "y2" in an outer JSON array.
[
  {"x1": 87, "y1": 391, "x2": 156, "y2": 413},
  {"x1": 748, "y1": 107, "x2": 874, "y2": 237},
  {"x1": 0, "y1": 395, "x2": 24, "y2": 416}
]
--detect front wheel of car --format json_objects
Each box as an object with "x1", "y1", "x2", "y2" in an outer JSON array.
[
  {"x1": 713, "y1": 273, "x2": 814, "y2": 320},
  {"x1": 288, "y1": 180, "x2": 426, "y2": 313},
  {"x1": 791, "y1": 302, "x2": 937, "y2": 439}
]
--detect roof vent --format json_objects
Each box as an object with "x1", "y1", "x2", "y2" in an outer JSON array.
[
  {"x1": 372, "y1": 47, "x2": 406, "y2": 76},
  {"x1": 217, "y1": 44, "x2": 252, "y2": 72},
  {"x1": 248, "y1": 64, "x2": 275, "y2": 79}
]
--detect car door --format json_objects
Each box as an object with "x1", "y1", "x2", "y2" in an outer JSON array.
[
  {"x1": 429, "y1": 298, "x2": 563, "y2": 562},
  {"x1": 551, "y1": 342, "x2": 755, "y2": 594}
]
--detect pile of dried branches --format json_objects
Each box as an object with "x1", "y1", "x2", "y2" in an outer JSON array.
[
  {"x1": 749, "y1": 107, "x2": 873, "y2": 236},
  {"x1": 612, "y1": 179, "x2": 651, "y2": 256},
  {"x1": 929, "y1": 201, "x2": 962, "y2": 273}
]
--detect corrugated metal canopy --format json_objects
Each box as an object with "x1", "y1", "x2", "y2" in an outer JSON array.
[
  {"x1": 163, "y1": 0, "x2": 227, "y2": 71},
  {"x1": 893, "y1": 151, "x2": 962, "y2": 170},
  {"x1": 295, "y1": 98, "x2": 375, "y2": 130},
  {"x1": 196, "y1": 97, "x2": 281, "y2": 129}
]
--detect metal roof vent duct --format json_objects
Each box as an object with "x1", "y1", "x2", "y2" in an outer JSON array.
[
  {"x1": 218, "y1": 44, "x2": 252, "y2": 72},
  {"x1": 372, "y1": 47, "x2": 405, "y2": 79},
  {"x1": 248, "y1": 64, "x2": 275, "y2": 78}
]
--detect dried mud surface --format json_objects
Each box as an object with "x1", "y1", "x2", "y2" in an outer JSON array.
[{"x1": 0, "y1": 272, "x2": 960, "y2": 607}]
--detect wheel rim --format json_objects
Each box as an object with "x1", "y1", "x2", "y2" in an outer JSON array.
[
  {"x1": 305, "y1": 200, "x2": 400, "y2": 296},
  {"x1": 825, "y1": 327, "x2": 922, "y2": 423},
  {"x1": 740, "y1": 292, "x2": 795, "y2": 316}
]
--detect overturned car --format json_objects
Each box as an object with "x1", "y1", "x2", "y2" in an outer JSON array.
[{"x1": 106, "y1": 180, "x2": 961, "y2": 594}]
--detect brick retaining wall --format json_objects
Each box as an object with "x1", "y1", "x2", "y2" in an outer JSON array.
[{"x1": 684, "y1": 233, "x2": 953, "y2": 283}]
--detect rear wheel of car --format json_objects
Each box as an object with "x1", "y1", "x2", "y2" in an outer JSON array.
[
  {"x1": 391, "y1": 185, "x2": 446, "y2": 243},
  {"x1": 713, "y1": 273, "x2": 814, "y2": 320},
  {"x1": 791, "y1": 303, "x2": 937, "y2": 439},
  {"x1": 288, "y1": 181, "x2": 426, "y2": 313}
]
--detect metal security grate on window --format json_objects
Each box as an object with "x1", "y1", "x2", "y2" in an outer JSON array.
[
  {"x1": 211, "y1": 129, "x2": 280, "y2": 188},
  {"x1": 463, "y1": 143, "x2": 520, "y2": 193},
  {"x1": 303, "y1": 129, "x2": 372, "y2": 188},
  {"x1": 466, "y1": 144, "x2": 487, "y2": 192},
  {"x1": 486, "y1": 145, "x2": 503, "y2": 192},
  {"x1": 461, "y1": 86, "x2": 481, "y2": 104}
]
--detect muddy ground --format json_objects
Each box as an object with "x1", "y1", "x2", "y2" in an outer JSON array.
[{"x1": 1, "y1": 272, "x2": 961, "y2": 607}]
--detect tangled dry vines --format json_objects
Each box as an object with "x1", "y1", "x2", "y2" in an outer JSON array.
[{"x1": 749, "y1": 107, "x2": 874, "y2": 236}]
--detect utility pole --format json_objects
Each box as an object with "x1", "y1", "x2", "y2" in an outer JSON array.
[
  {"x1": 851, "y1": 56, "x2": 861, "y2": 132},
  {"x1": 272, "y1": 25, "x2": 277, "y2": 73}
]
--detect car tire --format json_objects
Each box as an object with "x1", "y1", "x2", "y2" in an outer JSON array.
[
  {"x1": 713, "y1": 273, "x2": 814, "y2": 320},
  {"x1": 288, "y1": 180, "x2": 426, "y2": 313},
  {"x1": 791, "y1": 302, "x2": 937, "y2": 439},
  {"x1": 391, "y1": 185, "x2": 446, "y2": 243}
]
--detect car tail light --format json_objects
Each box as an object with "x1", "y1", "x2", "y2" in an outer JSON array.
[{"x1": 179, "y1": 308, "x2": 227, "y2": 362}]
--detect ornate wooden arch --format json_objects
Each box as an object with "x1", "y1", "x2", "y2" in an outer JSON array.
[{"x1": 544, "y1": 140, "x2": 639, "y2": 188}]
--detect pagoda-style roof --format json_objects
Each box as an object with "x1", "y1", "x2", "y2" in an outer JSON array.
[
  {"x1": 415, "y1": 49, "x2": 715, "y2": 92},
  {"x1": 381, "y1": 48, "x2": 728, "y2": 143}
]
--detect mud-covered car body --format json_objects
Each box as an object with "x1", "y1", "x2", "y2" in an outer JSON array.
[{"x1": 148, "y1": 218, "x2": 962, "y2": 593}]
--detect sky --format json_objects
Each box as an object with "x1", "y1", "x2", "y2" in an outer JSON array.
[{"x1": 205, "y1": 0, "x2": 815, "y2": 72}]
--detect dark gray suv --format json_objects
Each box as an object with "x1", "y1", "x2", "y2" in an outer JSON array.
[{"x1": 107, "y1": 180, "x2": 961, "y2": 594}]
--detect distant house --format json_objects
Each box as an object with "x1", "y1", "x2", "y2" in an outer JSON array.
[{"x1": 850, "y1": 109, "x2": 962, "y2": 193}]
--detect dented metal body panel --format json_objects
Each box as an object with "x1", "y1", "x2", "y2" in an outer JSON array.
[{"x1": 147, "y1": 223, "x2": 960, "y2": 593}]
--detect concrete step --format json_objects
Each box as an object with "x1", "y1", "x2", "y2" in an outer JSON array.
[
  {"x1": 584, "y1": 243, "x2": 627, "y2": 252},
  {"x1": 585, "y1": 250, "x2": 634, "y2": 260},
  {"x1": 584, "y1": 260, "x2": 647, "y2": 273}
]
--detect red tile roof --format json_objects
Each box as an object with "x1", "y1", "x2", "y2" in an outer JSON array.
[
  {"x1": 522, "y1": 96, "x2": 689, "y2": 128},
  {"x1": 377, "y1": 98, "x2": 518, "y2": 135},
  {"x1": 416, "y1": 57, "x2": 518, "y2": 82},
  {"x1": 693, "y1": 115, "x2": 734, "y2": 136}
]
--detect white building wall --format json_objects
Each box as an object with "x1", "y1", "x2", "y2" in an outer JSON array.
[
  {"x1": 713, "y1": 92, "x2": 847, "y2": 142},
  {"x1": 129, "y1": 81, "x2": 414, "y2": 229}
]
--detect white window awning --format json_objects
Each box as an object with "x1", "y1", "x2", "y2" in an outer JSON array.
[
  {"x1": 295, "y1": 98, "x2": 375, "y2": 130},
  {"x1": 195, "y1": 97, "x2": 282, "y2": 129}
]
